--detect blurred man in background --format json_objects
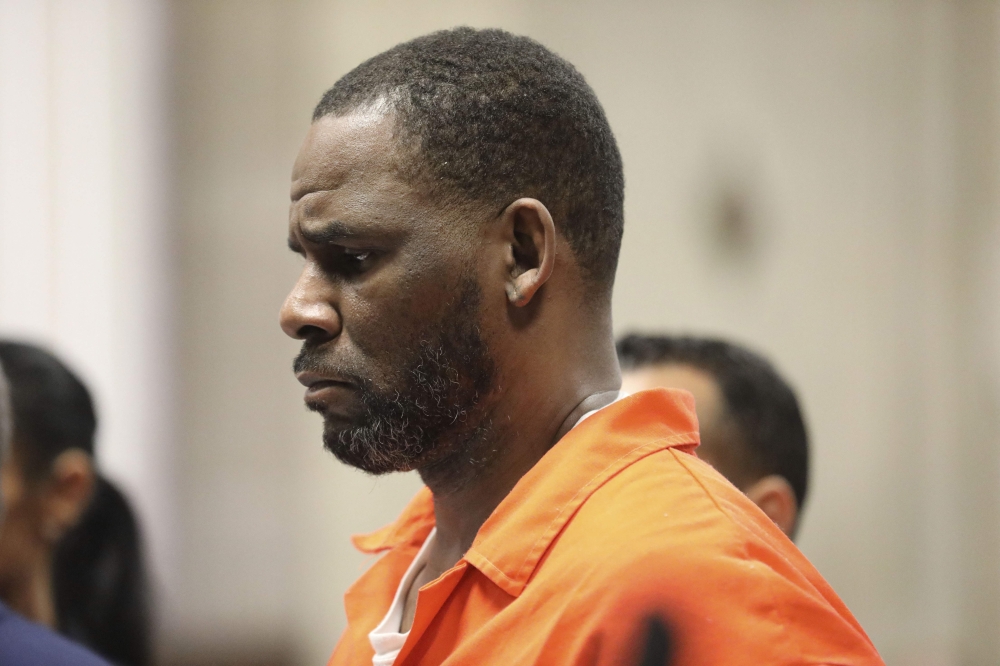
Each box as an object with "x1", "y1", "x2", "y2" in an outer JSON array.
[
  {"x1": 0, "y1": 351, "x2": 109, "y2": 665},
  {"x1": 281, "y1": 27, "x2": 882, "y2": 666},
  {"x1": 618, "y1": 334, "x2": 808, "y2": 538}
]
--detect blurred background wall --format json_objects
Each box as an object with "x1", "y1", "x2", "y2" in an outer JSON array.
[
  {"x1": 0, "y1": 0, "x2": 176, "y2": 606},
  {"x1": 2, "y1": 1, "x2": 1000, "y2": 665}
]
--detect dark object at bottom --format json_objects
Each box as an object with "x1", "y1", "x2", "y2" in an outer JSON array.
[{"x1": 638, "y1": 616, "x2": 673, "y2": 666}]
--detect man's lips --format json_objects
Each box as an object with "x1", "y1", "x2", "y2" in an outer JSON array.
[{"x1": 295, "y1": 371, "x2": 355, "y2": 402}]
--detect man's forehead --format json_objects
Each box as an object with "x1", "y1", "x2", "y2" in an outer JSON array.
[{"x1": 291, "y1": 109, "x2": 401, "y2": 201}]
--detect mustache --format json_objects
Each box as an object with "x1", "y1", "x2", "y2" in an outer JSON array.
[{"x1": 293, "y1": 345, "x2": 367, "y2": 387}]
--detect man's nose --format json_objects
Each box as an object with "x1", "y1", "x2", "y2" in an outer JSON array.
[{"x1": 279, "y1": 266, "x2": 342, "y2": 342}]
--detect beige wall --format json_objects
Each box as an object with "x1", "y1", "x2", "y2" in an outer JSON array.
[
  {"x1": 169, "y1": 2, "x2": 1000, "y2": 665},
  {"x1": 0, "y1": 0, "x2": 176, "y2": 598}
]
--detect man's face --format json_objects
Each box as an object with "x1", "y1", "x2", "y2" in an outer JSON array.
[{"x1": 281, "y1": 111, "x2": 498, "y2": 476}]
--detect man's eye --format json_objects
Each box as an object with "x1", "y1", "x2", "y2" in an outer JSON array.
[{"x1": 344, "y1": 250, "x2": 372, "y2": 262}]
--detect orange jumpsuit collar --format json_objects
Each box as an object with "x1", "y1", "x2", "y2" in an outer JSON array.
[{"x1": 350, "y1": 389, "x2": 701, "y2": 597}]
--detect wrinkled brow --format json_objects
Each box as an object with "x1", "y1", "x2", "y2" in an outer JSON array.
[{"x1": 297, "y1": 219, "x2": 358, "y2": 245}]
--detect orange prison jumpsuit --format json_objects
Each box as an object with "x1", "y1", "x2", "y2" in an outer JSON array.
[{"x1": 329, "y1": 389, "x2": 884, "y2": 666}]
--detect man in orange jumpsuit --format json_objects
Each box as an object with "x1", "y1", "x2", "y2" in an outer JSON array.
[{"x1": 280, "y1": 27, "x2": 884, "y2": 666}]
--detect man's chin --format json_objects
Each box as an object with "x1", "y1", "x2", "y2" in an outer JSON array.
[
  {"x1": 323, "y1": 443, "x2": 417, "y2": 476},
  {"x1": 320, "y1": 420, "x2": 421, "y2": 475}
]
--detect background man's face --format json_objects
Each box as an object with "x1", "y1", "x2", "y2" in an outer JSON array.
[
  {"x1": 622, "y1": 363, "x2": 801, "y2": 537},
  {"x1": 280, "y1": 111, "x2": 498, "y2": 475},
  {"x1": 621, "y1": 364, "x2": 749, "y2": 489}
]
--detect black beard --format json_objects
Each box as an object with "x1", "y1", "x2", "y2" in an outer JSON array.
[{"x1": 293, "y1": 277, "x2": 497, "y2": 482}]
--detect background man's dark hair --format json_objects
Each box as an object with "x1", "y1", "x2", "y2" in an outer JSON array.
[
  {"x1": 313, "y1": 27, "x2": 625, "y2": 289},
  {"x1": 617, "y1": 334, "x2": 810, "y2": 509}
]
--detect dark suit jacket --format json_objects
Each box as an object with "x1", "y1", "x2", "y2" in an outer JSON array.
[{"x1": 0, "y1": 601, "x2": 109, "y2": 666}]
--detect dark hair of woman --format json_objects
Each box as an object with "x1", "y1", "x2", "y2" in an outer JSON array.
[
  {"x1": 54, "y1": 475, "x2": 152, "y2": 666},
  {"x1": 0, "y1": 341, "x2": 152, "y2": 666}
]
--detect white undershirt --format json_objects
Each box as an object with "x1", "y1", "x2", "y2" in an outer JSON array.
[
  {"x1": 367, "y1": 392, "x2": 628, "y2": 665},
  {"x1": 368, "y1": 528, "x2": 436, "y2": 666}
]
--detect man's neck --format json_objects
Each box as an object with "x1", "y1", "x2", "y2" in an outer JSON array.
[{"x1": 418, "y1": 382, "x2": 621, "y2": 580}]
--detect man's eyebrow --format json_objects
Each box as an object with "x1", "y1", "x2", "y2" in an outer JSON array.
[
  {"x1": 291, "y1": 185, "x2": 340, "y2": 203},
  {"x1": 298, "y1": 219, "x2": 358, "y2": 245}
]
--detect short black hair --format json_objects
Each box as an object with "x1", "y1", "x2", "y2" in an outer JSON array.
[
  {"x1": 0, "y1": 341, "x2": 96, "y2": 479},
  {"x1": 313, "y1": 27, "x2": 625, "y2": 289},
  {"x1": 617, "y1": 334, "x2": 810, "y2": 509}
]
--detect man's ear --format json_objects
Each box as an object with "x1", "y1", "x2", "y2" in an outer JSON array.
[
  {"x1": 501, "y1": 198, "x2": 556, "y2": 307},
  {"x1": 39, "y1": 449, "x2": 95, "y2": 544},
  {"x1": 744, "y1": 474, "x2": 799, "y2": 539}
]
